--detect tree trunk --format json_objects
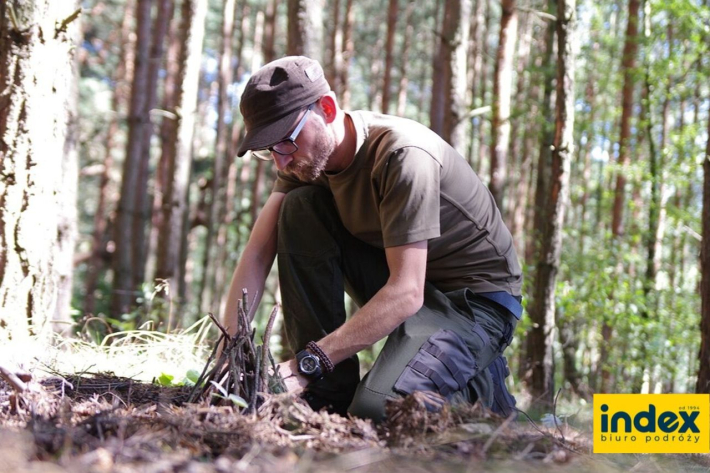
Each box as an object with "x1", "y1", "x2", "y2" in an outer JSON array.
[
  {"x1": 381, "y1": 0, "x2": 398, "y2": 114},
  {"x1": 84, "y1": 0, "x2": 136, "y2": 317},
  {"x1": 528, "y1": 0, "x2": 575, "y2": 409},
  {"x1": 287, "y1": 0, "x2": 324, "y2": 60},
  {"x1": 610, "y1": 0, "x2": 640, "y2": 238},
  {"x1": 489, "y1": 0, "x2": 517, "y2": 210},
  {"x1": 326, "y1": 0, "x2": 341, "y2": 94},
  {"x1": 505, "y1": 11, "x2": 533, "y2": 225},
  {"x1": 263, "y1": 0, "x2": 278, "y2": 63},
  {"x1": 601, "y1": 0, "x2": 640, "y2": 392},
  {"x1": 465, "y1": 0, "x2": 484, "y2": 167},
  {"x1": 340, "y1": 0, "x2": 354, "y2": 109},
  {"x1": 112, "y1": 0, "x2": 154, "y2": 317},
  {"x1": 444, "y1": 0, "x2": 471, "y2": 153},
  {"x1": 0, "y1": 0, "x2": 80, "y2": 340},
  {"x1": 476, "y1": 0, "x2": 491, "y2": 178},
  {"x1": 198, "y1": 0, "x2": 236, "y2": 314},
  {"x1": 523, "y1": 0, "x2": 555, "y2": 386},
  {"x1": 429, "y1": 0, "x2": 445, "y2": 133},
  {"x1": 154, "y1": 0, "x2": 208, "y2": 327},
  {"x1": 133, "y1": 0, "x2": 174, "y2": 291},
  {"x1": 697, "y1": 43, "x2": 710, "y2": 396},
  {"x1": 395, "y1": 3, "x2": 414, "y2": 117}
]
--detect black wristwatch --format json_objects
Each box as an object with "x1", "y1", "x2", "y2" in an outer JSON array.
[{"x1": 296, "y1": 349, "x2": 323, "y2": 381}]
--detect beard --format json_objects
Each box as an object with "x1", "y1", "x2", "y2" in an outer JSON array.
[{"x1": 287, "y1": 128, "x2": 335, "y2": 182}]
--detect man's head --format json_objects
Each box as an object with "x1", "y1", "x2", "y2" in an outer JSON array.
[{"x1": 237, "y1": 56, "x2": 331, "y2": 158}]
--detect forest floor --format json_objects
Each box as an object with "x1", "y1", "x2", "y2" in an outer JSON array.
[{"x1": 2, "y1": 373, "x2": 710, "y2": 473}]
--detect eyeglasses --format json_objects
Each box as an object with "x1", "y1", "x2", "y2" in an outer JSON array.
[{"x1": 251, "y1": 103, "x2": 315, "y2": 161}]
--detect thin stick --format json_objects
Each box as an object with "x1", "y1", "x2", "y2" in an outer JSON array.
[
  {"x1": 260, "y1": 304, "x2": 280, "y2": 393},
  {"x1": 208, "y1": 312, "x2": 231, "y2": 339},
  {"x1": 0, "y1": 364, "x2": 27, "y2": 393},
  {"x1": 552, "y1": 387, "x2": 566, "y2": 441}
]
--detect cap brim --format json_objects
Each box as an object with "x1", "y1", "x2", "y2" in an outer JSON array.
[{"x1": 236, "y1": 108, "x2": 302, "y2": 157}]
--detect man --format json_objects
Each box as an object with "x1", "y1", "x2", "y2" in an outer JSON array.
[{"x1": 224, "y1": 56, "x2": 522, "y2": 422}]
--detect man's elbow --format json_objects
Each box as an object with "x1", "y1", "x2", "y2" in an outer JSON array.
[{"x1": 399, "y1": 286, "x2": 424, "y2": 322}]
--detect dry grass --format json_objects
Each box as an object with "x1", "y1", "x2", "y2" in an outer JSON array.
[{"x1": 0, "y1": 316, "x2": 213, "y2": 385}]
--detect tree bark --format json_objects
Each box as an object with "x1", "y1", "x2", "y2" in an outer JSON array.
[
  {"x1": 154, "y1": 0, "x2": 208, "y2": 326},
  {"x1": 489, "y1": 0, "x2": 517, "y2": 210},
  {"x1": 395, "y1": 3, "x2": 414, "y2": 117},
  {"x1": 697, "y1": 27, "x2": 710, "y2": 397},
  {"x1": 0, "y1": 0, "x2": 80, "y2": 339},
  {"x1": 326, "y1": 0, "x2": 341, "y2": 94},
  {"x1": 476, "y1": 0, "x2": 491, "y2": 177},
  {"x1": 381, "y1": 0, "x2": 398, "y2": 114},
  {"x1": 600, "y1": 0, "x2": 640, "y2": 393},
  {"x1": 133, "y1": 0, "x2": 174, "y2": 291},
  {"x1": 112, "y1": 0, "x2": 154, "y2": 317},
  {"x1": 287, "y1": 0, "x2": 324, "y2": 60},
  {"x1": 84, "y1": 0, "x2": 136, "y2": 317},
  {"x1": 610, "y1": 0, "x2": 640, "y2": 238},
  {"x1": 340, "y1": 0, "x2": 354, "y2": 109},
  {"x1": 523, "y1": 0, "x2": 555, "y2": 386},
  {"x1": 198, "y1": 0, "x2": 236, "y2": 314},
  {"x1": 528, "y1": 0, "x2": 575, "y2": 409}
]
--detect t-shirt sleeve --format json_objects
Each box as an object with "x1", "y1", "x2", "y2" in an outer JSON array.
[{"x1": 377, "y1": 147, "x2": 441, "y2": 247}]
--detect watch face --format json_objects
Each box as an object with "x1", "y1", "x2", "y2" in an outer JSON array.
[{"x1": 299, "y1": 354, "x2": 319, "y2": 374}]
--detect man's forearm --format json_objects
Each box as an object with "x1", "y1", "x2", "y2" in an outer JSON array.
[
  {"x1": 315, "y1": 281, "x2": 423, "y2": 365},
  {"x1": 223, "y1": 253, "x2": 271, "y2": 333}
]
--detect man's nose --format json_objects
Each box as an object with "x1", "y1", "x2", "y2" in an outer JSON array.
[{"x1": 273, "y1": 153, "x2": 293, "y2": 171}]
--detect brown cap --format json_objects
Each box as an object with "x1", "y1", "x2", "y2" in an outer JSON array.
[{"x1": 236, "y1": 56, "x2": 330, "y2": 157}]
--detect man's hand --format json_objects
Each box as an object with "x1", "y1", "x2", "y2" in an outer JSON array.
[{"x1": 276, "y1": 359, "x2": 309, "y2": 394}]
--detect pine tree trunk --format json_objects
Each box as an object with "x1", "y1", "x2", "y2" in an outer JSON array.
[
  {"x1": 523, "y1": 0, "x2": 555, "y2": 387},
  {"x1": 154, "y1": 0, "x2": 208, "y2": 326},
  {"x1": 381, "y1": 0, "x2": 398, "y2": 114},
  {"x1": 0, "y1": 0, "x2": 80, "y2": 340},
  {"x1": 443, "y1": 0, "x2": 471, "y2": 153},
  {"x1": 326, "y1": 0, "x2": 341, "y2": 94},
  {"x1": 396, "y1": 3, "x2": 414, "y2": 117},
  {"x1": 198, "y1": 0, "x2": 236, "y2": 314},
  {"x1": 610, "y1": 0, "x2": 640, "y2": 238},
  {"x1": 697, "y1": 49, "x2": 710, "y2": 396},
  {"x1": 287, "y1": 0, "x2": 324, "y2": 60},
  {"x1": 429, "y1": 0, "x2": 445, "y2": 133},
  {"x1": 84, "y1": 0, "x2": 136, "y2": 317},
  {"x1": 112, "y1": 0, "x2": 154, "y2": 317},
  {"x1": 505, "y1": 11, "x2": 533, "y2": 224},
  {"x1": 601, "y1": 0, "x2": 640, "y2": 392},
  {"x1": 528, "y1": 0, "x2": 575, "y2": 409},
  {"x1": 263, "y1": 0, "x2": 278, "y2": 63},
  {"x1": 133, "y1": 0, "x2": 174, "y2": 291},
  {"x1": 476, "y1": 0, "x2": 491, "y2": 177},
  {"x1": 466, "y1": 0, "x2": 484, "y2": 167},
  {"x1": 489, "y1": 0, "x2": 517, "y2": 209},
  {"x1": 340, "y1": 0, "x2": 354, "y2": 109}
]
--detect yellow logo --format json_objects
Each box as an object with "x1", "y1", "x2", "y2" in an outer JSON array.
[{"x1": 593, "y1": 394, "x2": 710, "y2": 453}]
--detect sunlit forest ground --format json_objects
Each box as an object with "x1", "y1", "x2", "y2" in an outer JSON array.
[{"x1": 2, "y1": 325, "x2": 709, "y2": 472}]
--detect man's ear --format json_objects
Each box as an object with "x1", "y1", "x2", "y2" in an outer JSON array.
[{"x1": 318, "y1": 93, "x2": 338, "y2": 124}]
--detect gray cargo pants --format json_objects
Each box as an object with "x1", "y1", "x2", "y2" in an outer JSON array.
[{"x1": 277, "y1": 186, "x2": 517, "y2": 422}]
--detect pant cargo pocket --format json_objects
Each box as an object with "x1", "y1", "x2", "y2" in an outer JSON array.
[{"x1": 393, "y1": 328, "x2": 487, "y2": 401}]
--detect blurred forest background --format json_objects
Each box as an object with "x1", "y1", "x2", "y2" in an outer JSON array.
[{"x1": 1, "y1": 0, "x2": 709, "y2": 409}]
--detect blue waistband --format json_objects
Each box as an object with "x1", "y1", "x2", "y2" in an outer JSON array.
[{"x1": 478, "y1": 291, "x2": 523, "y2": 320}]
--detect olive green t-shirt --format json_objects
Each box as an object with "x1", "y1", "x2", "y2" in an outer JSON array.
[{"x1": 272, "y1": 111, "x2": 522, "y2": 296}]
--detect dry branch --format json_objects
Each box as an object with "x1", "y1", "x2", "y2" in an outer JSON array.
[{"x1": 188, "y1": 290, "x2": 285, "y2": 411}]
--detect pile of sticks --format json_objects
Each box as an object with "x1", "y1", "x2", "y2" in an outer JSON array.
[{"x1": 187, "y1": 289, "x2": 285, "y2": 412}]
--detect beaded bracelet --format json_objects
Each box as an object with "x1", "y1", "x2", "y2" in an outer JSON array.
[{"x1": 306, "y1": 341, "x2": 335, "y2": 374}]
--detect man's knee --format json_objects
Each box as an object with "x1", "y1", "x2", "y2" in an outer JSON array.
[
  {"x1": 280, "y1": 186, "x2": 332, "y2": 220},
  {"x1": 348, "y1": 382, "x2": 390, "y2": 423}
]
